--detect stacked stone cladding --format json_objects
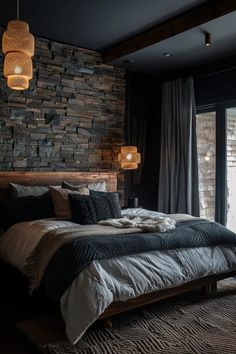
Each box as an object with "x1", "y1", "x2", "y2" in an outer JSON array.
[
  {"x1": 0, "y1": 28, "x2": 125, "y2": 201},
  {"x1": 226, "y1": 110, "x2": 236, "y2": 231}
]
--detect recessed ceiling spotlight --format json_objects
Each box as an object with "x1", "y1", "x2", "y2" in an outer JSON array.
[
  {"x1": 123, "y1": 59, "x2": 135, "y2": 64},
  {"x1": 205, "y1": 32, "x2": 211, "y2": 46},
  {"x1": 163, "y1": 52, "x2": 173, "y2": 58}
]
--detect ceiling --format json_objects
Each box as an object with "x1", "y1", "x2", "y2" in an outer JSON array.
[
  {"x1": 0, "y1": 0, "x2": 236, "y2": 77},
  {"x1": 112, "y1": 11, "x2": 236, "y2": 77}
]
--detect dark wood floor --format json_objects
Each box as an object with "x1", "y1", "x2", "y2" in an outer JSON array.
[
  {"x1": 0, "y1": 295, "x2": 42, "y2": 354},
  {"x1": 0, "y1": 261, "x2": 57, "y2": 354}
]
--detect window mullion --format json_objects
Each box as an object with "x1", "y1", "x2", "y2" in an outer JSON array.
[{"x1": 215, "y1": 104, "x2": 227, "y2": 224}]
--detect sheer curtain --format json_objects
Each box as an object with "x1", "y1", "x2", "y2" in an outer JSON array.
[{"x1": 157, "y1": 77, "x2": 199, "y2": 216}]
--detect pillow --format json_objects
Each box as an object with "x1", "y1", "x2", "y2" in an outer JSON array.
[
  {"x1": 1, "y1": 192, "x2": 55, "y2": 231},
  {"x1": 62, "y1": 180, "x2": 106, "y2": 192},
  {"x1": 90, "y1": 190, "x2": 120, "y2": 207},
  {"x1": 49, "y1": 185, "x2": 89, "y2": 219},
  {"x1": 9, "y1": 183, "x2": 49, "y2": 199},
  {"x1": 87, "y1": 181, "x2": 106, "y2": 192},
  {"x1": 69, "y1": 193, "x2": 121, "y2": 225}
]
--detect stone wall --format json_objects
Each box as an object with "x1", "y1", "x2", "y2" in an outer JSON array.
[{"x1": 0, "y1": 28, "x2": 125, "y2": 200}]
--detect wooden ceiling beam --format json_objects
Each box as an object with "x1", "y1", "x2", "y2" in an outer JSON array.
[{"x1": 102, "y1": 0, "x2": 236, "y2": 63}]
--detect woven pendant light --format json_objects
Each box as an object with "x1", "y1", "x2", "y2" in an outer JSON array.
[
  {"x1": 4, "y1": 52, "x2": 33, "y2": 90},
  {"x1": 2, "y1": 1, "x2": 34, "y2": 90},
  {"x1": 3, "y1": 20, "x2": 34, "y2": 56},
  {"x1": 118, "y1": 146, "x2": 141, "y2": 170}
]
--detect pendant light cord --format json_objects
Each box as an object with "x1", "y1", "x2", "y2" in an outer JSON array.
[{"x1": 17, "y1": 0, "x2": 20, "y2": 20}]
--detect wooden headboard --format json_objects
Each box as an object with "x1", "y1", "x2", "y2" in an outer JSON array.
[{"x1": 0, "y1": 171, "x2": 117, "y2": 202}]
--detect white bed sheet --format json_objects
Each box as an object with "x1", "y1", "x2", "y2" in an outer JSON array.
[
  {"x1": 0, "y1": 219, "x2": 77, "y2": 271},
  {"x1": 0, "y1": 210, "x2": 236, "y2": 345}
]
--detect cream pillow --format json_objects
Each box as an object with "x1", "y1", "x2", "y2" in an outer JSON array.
[
  {"x1": 49, "y1": 185, "x2": 89, "y2": 219},
  {"x1": 62, "y1": 180, "x2": 107, "y2": 192}
]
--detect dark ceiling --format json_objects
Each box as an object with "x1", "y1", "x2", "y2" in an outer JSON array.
[{"x1": 1, "y1": 0, "x2": 236, "y2": 77}]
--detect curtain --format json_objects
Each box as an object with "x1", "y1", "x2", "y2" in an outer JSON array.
[{"x1": 157, "y1": 77, "x2": 199, "y2": 216}]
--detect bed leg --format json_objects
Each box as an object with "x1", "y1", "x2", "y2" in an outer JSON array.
[
  {"x1": 100, "y1": 317, "x2": 113, "y2": 329},
  {"x1": 201, "y1": 281, "x2": 217, "y2": 296}
]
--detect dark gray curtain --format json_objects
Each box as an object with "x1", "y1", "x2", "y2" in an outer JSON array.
[{"x1": 157, "y1": 77, "x2": 199, "y2": 216}]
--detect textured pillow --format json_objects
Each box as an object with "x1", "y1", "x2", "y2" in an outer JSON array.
[
  {"x1": 90, "y1": 190, "x2": 120, "y2": 208},
  {"x1": 69, "y1": 193, "x2": 121, "y2": 225},
  {"x1": 62, "y1": 180, "x2": 106, "y2": 192},
  {"x1": 49, "y1": 185, "x2": 89, "y2": 219},
  {"x1": 87, "y1": 181, "x2": 106, "y2": 192},
  {"x1": 9, "y1": 183, "x2": 49, "y2": 199},
  {"x1": 1, "y1": 192, "x2": 55, "y2": 231}
]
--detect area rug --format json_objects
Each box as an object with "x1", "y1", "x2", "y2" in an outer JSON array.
[{"x1": 19, "y1": 286, "x2": 236, "y2": 354}]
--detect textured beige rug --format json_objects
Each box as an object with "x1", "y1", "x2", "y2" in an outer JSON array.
[{"x1": 18, "y1": 279, "x2": 236, "y2": 354}]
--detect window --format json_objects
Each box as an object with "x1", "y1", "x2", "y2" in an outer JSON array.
[
  {"x1": 196, "y1": 111, "x2": 216, "y2": 221},
  {"x1": 196, "y1": 102, "x2": 236, "y2": 229}
]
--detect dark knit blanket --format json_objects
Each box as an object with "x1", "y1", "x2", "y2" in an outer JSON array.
[{"x1": 43, "y1": 219, "x2": 236, "y2": 302}]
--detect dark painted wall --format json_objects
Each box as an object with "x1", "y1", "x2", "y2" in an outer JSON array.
[
  {"x1": 125, "y1": 72, "x2": 162, "y2": 209},
  {"x1": 194, "y1": 69, "x2": 236, "y2": 106}
]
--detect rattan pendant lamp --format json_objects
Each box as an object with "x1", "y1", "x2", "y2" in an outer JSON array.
[
  {"x1": 118, "y1": 146, "x2": 141, "y2": 170},
  {"x1": 2, "y1": 0, "x2": 34, "y2": 90}
]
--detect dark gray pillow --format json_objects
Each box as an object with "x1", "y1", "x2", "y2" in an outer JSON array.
[
  {"x1": 1, "y1": 192, "x2": 55, "y2": 231},
  {"x1": 69, "y1": 193, "x2": 121, "y2": 225},
  {"x1": 90, "y1": 190, "x2": 120, "y2": 208},
  {"x1": 9, "y1": 183, "x2": 49, "y2": 199}
]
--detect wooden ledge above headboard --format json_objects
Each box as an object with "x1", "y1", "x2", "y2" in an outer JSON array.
[{"x1": 0, "y1": 171, "x2": 117, "y2": 201}]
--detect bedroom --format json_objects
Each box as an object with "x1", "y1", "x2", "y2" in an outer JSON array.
[{"x1": 0, "y1": 0, "x2": 236, "y2": 353}]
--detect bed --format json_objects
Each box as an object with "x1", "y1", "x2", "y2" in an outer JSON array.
[{"x1": 0, "y1": 171, "x2": 236, "y2": 345}]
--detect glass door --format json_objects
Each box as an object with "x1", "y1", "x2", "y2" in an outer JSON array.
[
  {"x1": 196, "y1": 111, "x2": 216, "y2": 221},
  {"x1": 226, "y1": 108, "x2": 236, "y2": 231}
]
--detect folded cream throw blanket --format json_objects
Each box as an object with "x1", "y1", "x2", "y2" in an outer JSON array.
[{"x1": 99, "y1": 215, "x2": 176, "y2": 232}]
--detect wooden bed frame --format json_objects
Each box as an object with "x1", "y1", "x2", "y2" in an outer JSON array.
[
  {"x1": 0, "y1": 171, "x2": 117, "y2": 201},
  {"x1": 0, "y1": 171, "x2": 235, "y2": 324}
]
